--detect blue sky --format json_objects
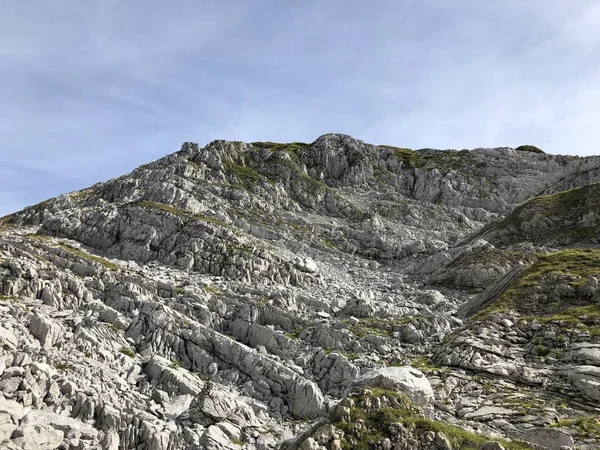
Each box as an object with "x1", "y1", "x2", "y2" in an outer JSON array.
[{"x1": 2, "y1": 0, "x2": 600, "y2": 216}]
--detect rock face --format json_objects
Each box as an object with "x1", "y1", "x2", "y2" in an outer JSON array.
[{"x1": 1, "y1": 134, "x2": 600, "y2": 449}]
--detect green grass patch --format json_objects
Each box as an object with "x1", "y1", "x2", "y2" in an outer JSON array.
[
  {"x1": 551, "y1": 416, "x2": 600, "y2": 439},
  {"x1": 224, "y1": 160, "x2": 262, "y2": 183},
  {"x1": 230, "y1": 437, "x2": 244, "y2": 446},
  {"x1": 320, "y1": 238, "x2": 336, "y2": 248},
  {"x1": 491, "y1": 183, "x2": 600, "y2": 245},
  {"x1": 379, "y1": 145, "x2": 417, "y2": 165},
  {"x1": 490, "y1": 249, "x2": 600, "y2": 307},
  {"x1": 252, "y1": 147, "x2": 329, "y2": 194},
  {"x1": 59, "y1": 244, "x2": 118, "y2": 270},
  {"x1": 0, "y1": 295, "x2": 17, "y2": 301},
  {"x1": 203, "y1": 285, "x2": 221, "y2": 295},
  {"x1": 119, "y1": 347, "x2": 136, "y2": 358},
  {"x1": 335, "y1": 389, "x2": 533, "y2": 450},
  {"x1": 194, "y1": 214, "x2": 232, "y2": 229},
  {"x1": 69, "y1": 188, "x2": 96, "y2": 202},
  {"x1": 410, "y1": 356, "x2": 442, "y2": 371},
  {"x1": 0, "y1": 214, "x2": 16, "y2": 226},
  {"x1": 54, "y1": 362, "x2": 75, "y2": 372},
  {"x1": 251, "y1": 141, "x2": 308, "y2": 163},
  {"x1": 28, "y1": 234, "x2": 54, "y2": 242},
  {"x1": 479, "y1": 249, "x2": 600, "y2": 334},
  {"x1": 285, "y1": 328, "x2": 304, "y2": 340},
  {"x1": 531, "y1": 185, "x2": 597, "y2": 218}
]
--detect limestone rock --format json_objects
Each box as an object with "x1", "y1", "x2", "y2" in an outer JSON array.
[
  {"x1": 354, "y1": 367, "x2": 435, "y2": 419},
  {"x1": 28, "y1": 313, "x2": 64, "y2": 349}
]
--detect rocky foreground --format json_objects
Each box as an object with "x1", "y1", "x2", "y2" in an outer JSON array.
[{"x1": 0, "y1": 134, "x2": 599, "y2": 449}]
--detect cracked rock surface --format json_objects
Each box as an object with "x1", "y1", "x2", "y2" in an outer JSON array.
[{"x1": 1, "y1": 134, "x2": 600, "y2": 449}]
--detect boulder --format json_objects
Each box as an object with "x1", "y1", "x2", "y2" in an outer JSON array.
[
  {"x1": 0, "y1": 327, "x2": 18, "y2": 350},
  {"x1": 353, "y1": 367, "x2": 434, "y2": 419},
  {"x1": 29, "y1": 313, "x2": 64, "y2": 349},
  {"x1": 11, "y1": 424, "x2": 64, "y2": 450},
  {"x1": 509, "y1": 428, "x2": 574, "y2": 450}
]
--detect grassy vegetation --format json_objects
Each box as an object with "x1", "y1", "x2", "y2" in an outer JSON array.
[
  {"x1": 251, "y1": 141, "x2": 308, "y2": 162},
  {"x1": 515, "y1": 145, "x2": 544, "y2": 154},
  {"x1": 203, "y1": 285, "x2": 221, "y2": 295},
  {"x1": 410, "y1": 356, "x2": 442, "y2": 372},
  {"x1": 320, "y1": 238, "x2": 337, "y2": 249},
  {"x1": 136, "y1": 201, "x2": 188, "y2": 217},
  {"x1": 511, "y1": 248, "x2": 600, "y2": 291},
  {"x1": 59, "y1": 244, "x2": 118, "y2": 270},
  {"x1": 551, "y1": 416, "x2": 600, "y2": 440},
  {"x1": 0, "y1": 214, "x2": 15, "y2": 226},
  {"x1": 230, "y1": 437, "x2": 244, "y2": 446},
  {"x1": 379, "y1": 145, "x2": 418, "y2": 165},
  {"x1": 531, "y1": 184, "x2": 597, "y2": 218},
  {"x1": 285, "y1": 328, "x2": 304, "y2": 340},
  {"x1": 521, "y1": 304, "x2": 600, "y2": 336},
  {"x1": 224, "y1": 160, "x2": 262, "y2": 183},
  {"x1": 174, "y1": 287, "x2": 186, "y2": 295},
  {"x1": 341, "y1": 351, "x2": 358, "y2": 360},
  {"x1": 0, "y1": 295, "x2": 17, "y2": 301},
  {"x1": 54, "y1": 362, "x2": 75, "y2": 372},
  {"x1": 194, "y1": 214, "x2": 232, "y2": 229},
  {"x1": 69, "y1": 188, "x2": 96, "y2": 202},
  {"x1": 494, "y1": 184, "x2": 600, "y2": 244},
  {"x1": 119, "y1": 347, "x2": 136, "y2": 358},
  {"x1": 106, "y1": 323, "x2": 121, "y2": 334},
  {"x1": 334, "y1": 389, "x2": 533, "y2": 450},
  {"x1": 480, "y1": 249, "x2": 600, "y2": 334},
  {"x1": 249, "y1": 142, "x2": 330, "y2": 195}
]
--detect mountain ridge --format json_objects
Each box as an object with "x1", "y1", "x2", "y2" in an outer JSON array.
[{"x1": 0, "y1": 133, "x2": 599, "y2": 450}]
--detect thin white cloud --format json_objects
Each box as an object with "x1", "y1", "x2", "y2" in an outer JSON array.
[{"x1": 2, "y1": 0, "x2": 600, "y2": 215}]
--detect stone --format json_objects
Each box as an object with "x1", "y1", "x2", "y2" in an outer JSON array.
[
  {"x1": 29, "y1": 313, "x2": 65, "y2": 349},
  {"x1": 354, "y1": 367, "x2": 435, "y2": 419},
  {"x1": 481, "y1": 443, "x2": 506, "y2": 450},
  {"x1": 509, "y1": 428, "x2": 574, "y2": 450},
  {"x1": 0, "y1": 327, "x2": 18, "y2": 350},
  {"x1": 435, "y1": 432, "x2": 452, "y2": 450},
  {"x1": 11, "y1": 424, "x2": 64, "y2": 450},
  {"x1": 464, "y1": 406, "x2": 517, "y2": 421},
  {"x1": 102, "y1": 428, "x2": 120, "y2": 450}
]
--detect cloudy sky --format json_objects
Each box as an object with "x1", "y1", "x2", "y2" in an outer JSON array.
[{"x1": 2, "y1": 0, "x2": 600, "y2": 215}]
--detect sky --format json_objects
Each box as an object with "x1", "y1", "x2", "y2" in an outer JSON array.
[{"x1": 2, "y1": 0, "x2": 600, "y2": 216}]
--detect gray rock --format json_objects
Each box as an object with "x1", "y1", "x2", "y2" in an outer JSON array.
[
  {"x1": 509, "y1": 428, "x2": 574, "y2": 450},
  {"x1": 29, "y1": 313, "x2": 64, "y2": 349},
  {"x1": 354, "y1": 367, "x2": 434, "y2": 419}
]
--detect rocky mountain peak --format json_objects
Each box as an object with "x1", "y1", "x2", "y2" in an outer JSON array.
[{"x1": 1, "y1": 134, "x2": 599, "y2": 450}]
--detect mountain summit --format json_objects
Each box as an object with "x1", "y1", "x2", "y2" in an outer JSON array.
[{"x1": 1, "y1": 134, "x2": 599, "y2": 450}]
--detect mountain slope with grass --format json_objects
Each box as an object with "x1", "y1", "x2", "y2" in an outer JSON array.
[{"x1": 1, "y1": 134, "x2": 600, "y2": 450}]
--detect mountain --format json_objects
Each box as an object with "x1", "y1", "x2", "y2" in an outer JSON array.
[{"x1": 0, "y1": 134, "x2": 599, "y2": 450}]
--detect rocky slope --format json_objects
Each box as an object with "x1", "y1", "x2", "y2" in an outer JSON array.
[{"x1": 0, "y1": 134, "x2": 599, "y2": 450}]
